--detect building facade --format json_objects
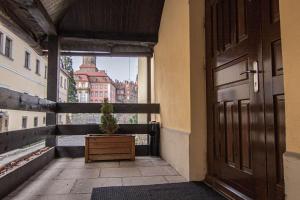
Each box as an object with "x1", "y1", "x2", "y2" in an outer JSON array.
[
  {"x1": 0, "y1": 22, "x2": 70, "y2": 130},
  {"x1": 74, "y1": 56, "x2": 116, "y2": 103},
  {"x1": 0, "y1": 22, "x2": 47, "y2": 132}
]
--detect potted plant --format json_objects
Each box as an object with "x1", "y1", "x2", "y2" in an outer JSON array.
[{"x1": 85, "y1": 99, "x2": 135, "y2": 162}]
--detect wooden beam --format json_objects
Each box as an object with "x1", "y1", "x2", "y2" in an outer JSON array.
[
  {"x1": 60, "y1": 51, "x2": 153, "y2": 57},
  {"x1": 56, "y1": 124, "x2": 150, "y2": 135},
  {"x1": 57, "y1": 38, "x2": 154, "y2": 56},
  {"x1": 14, "y1": 0, "x2": 56, "y2": 35},
  {"x1": 47, "y1": 36, "x2": 60, "y2": 102},
  {"x1": 61, "y1": 32, "x2": 158, "y2": 43},
  {"x1": 56, "y1": 103, "x2": 160, "y2": 114},
  {"x1": 46, "y1": 35, "x2": 60, "y2": 147},
  {"x1": 0, "y1": 126, "x2": 56, "y2": 155},
  {"x1": 0, "y1": 87, "x2": 56, "y2": 112},
  {"x1": 147, "y1": 56, "x2": 152, "y2": 123}
]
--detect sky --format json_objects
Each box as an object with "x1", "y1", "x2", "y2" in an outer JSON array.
[{"x1": 71, "y1": 56, "x2": 138, "y2": 82}]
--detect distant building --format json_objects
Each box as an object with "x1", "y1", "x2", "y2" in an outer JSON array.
[
  {"x1": 74, "y1": 56, "x2": 116, "y2": 103},
  {"x1": 115, "y1": 80, "x2": 138, "y2": 103}
]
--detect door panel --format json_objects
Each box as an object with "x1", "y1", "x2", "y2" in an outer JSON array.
[
  {"x1": 262, "y1": 0, "x2": 286, "y2": 199},
  {"x1": 208, "y1": 0, "x2": 263, "y2": 199},
  {"x1": 206, "y1": 0, "x2": 286, "y2": 199}
]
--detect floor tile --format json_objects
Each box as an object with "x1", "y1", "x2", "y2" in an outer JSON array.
[
  {"x1": 7, "y1": 179, "x2": 76, "y2": 198},
  {"x1": 6, "y1": 194, "x2": 91, "y2": 200},
  {"x1": 43, "y1": 160, "x2": 71, "y2": 169},
  {"x1": 29, "y1": 169, "x2": 64, "y2": 181},
  {"x1": 100, "y1": 167, "x2": 141, "y2": 177},
  {"x1": 139, "y1": 166, "x2": 178, "y2": 176},
  {"x1": 120, "y1": 160, "x2": 153, "y2": 167},
  {"x1": 85, "y1": 161, "x2": 120, "y2": 168},
  {"x1": 122, "y1": 176, "x2": 167, "y2": 186},
  {"x1": 151, "y1": 159, "x2": 170, "y2": 166},
  {"x1": 164, "y1": 175, "x2": 187, "y2": 183},
  {"x1": 71, "y1": 178, "x2": 122, "y2": 193},
  {"x1": 56, "y1": 169, "x2": 100, "y2": 179}
]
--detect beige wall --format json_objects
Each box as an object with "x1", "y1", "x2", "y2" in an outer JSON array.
[
  {"x1": 154, "y1": 0, "x2": 191, "y2": 132},
  {"x1": 280, "y1": 1, "x2": 300, "y2": 199},
  {"x1": 280, "y1": 0, "x2": 300, "y2": 153},
  {"x1": 154, "y1": 0, "x2": 206, "y2": 180},
  {"x1": 189, "y1": 0, "x2": 206, "y2": 180},
  {"x1": 154, "y1": 0, "x2": 191, "y2": 179}
]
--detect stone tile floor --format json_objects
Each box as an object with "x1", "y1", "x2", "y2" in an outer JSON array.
[{"x1": 4, "y1": 157, "x2": 187, "y2": 200}]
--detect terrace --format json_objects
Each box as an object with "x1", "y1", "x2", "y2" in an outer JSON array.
[
  {"x1": 1, "y1": 0, "x2": 300, "y2": 200},
  {"x1": 3, "y1": 157, "x2": 186, "y2": 200}
]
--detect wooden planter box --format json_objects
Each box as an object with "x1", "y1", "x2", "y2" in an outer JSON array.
[{"x1": 85, "y1": 134, "x2": 135, "y2": 162}]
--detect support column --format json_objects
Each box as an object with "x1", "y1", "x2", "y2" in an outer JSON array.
[
  {"x1": 147, "y1": 56, "x2": 151, "y2": 123},
  {"x1": 46, "y1": 36, "x2": 60, "y2": 147}
]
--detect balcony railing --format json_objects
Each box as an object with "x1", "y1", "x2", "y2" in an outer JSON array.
[{"x1": 0, "y1": 87, "x2": 160, "y2": 198}]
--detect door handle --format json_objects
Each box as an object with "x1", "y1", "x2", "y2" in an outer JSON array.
[{"x1": 240, "y1": 61, "x2": 259, "y2": 93}]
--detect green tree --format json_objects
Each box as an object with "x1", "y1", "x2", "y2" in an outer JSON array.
[
  {"x1": 60, "y1": 56, "x2": 77, "y2": 103},
  {"x1": 100, "y1": 99, "x2": 119, "y2": 134}
]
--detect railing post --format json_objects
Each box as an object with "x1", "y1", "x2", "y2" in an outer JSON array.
[
  {"x1": 149, "y1": 122, "x2": 160, "y2": 156},
  {"x1": 46, "y1": 35, "x2": 60, "y2": 147},
  {"x1": 147, "y1": 56, "x2": 151, "y2": 123}
]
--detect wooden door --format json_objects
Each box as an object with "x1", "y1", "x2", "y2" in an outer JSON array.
[
  {"x1": 205, "y1": 0, "x2": 285, "y2": 199},
  {"x1": 262, "y1": 0, "x2": 285, "y2": 199}
]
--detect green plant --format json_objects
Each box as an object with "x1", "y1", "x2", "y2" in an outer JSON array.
[{"x1": 100, "y1": 99, "x2": 119, "y2": 134}]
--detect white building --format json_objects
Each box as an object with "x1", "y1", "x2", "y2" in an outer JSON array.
[{"x1": 0, "y1": 22, "x2": 69, "y2": 131}]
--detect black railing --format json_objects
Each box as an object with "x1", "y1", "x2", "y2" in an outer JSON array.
[{"x1": 0, "y1": 88, "x2": 160, "y2": 157}]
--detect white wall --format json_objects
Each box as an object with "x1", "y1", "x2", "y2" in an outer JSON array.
[{"x1": 0, "y1": 22, "x2": 47, "y2": 131}]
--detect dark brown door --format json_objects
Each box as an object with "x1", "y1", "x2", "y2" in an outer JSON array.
[
  {"x1": 262, "y1": 0, "x2": 285, "y2": 199},
  {"x1": 205, "y1": 0, "x2": 285, "y2": 199}
]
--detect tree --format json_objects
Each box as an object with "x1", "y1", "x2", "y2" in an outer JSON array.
[
  {"x1": 60, "y1": 56, "x2": 77, "y2": 103},
  {"x1": 100, "y1": 99, "x2": 119, "y2": 134}
]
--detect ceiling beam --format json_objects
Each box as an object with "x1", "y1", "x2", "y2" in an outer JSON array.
[
  {"x1": 14, "y1": 0, "x2": 57, "y2": 35},
  {"x1": 60, "y1": 31, "x2": 158, "y2": 43}
]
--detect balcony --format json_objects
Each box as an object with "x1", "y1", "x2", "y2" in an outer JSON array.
[{"x1": 3, "y1": 157, "x2": 186, "y2": 200}]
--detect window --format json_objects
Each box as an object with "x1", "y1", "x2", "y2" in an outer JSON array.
[
  {"x1": 64, "y1": 79, "x2": 66, "y2": 89},
  {"x1": 34, "y1": 117, "x2": 38, "y2": 127},
  {"x1": 35, "y1": 59, "x2": 40, "y2": 75},
  {"x1": 4, "y1": 119, "x2": 8, "y2": 128},
  {"x1": 24, "y1": 51, "x2": 30, "y2": 69},
  {"x1": 22, "y1": 117, "x2": 27, "y2": 129},
  {"x1": 0, "y1": 32, "x2": 3, "y2": 53},
  {"x1": 4, "y1": 37, "x2": 12, "y2": 58},
  {"x1": 60, "y1": 76, "x2": 63, "y2": 87},
  {"x1": 44, "y1": 66, "x2": 47, "y2": 79}
]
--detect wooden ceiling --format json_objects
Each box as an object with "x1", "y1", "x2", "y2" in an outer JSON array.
[{"x1": 0, "y1": 0, "x2": 165, "y2": 55}]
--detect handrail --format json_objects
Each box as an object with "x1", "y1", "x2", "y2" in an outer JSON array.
[
  {"x1": 0, "y1": 87, "x2": 56, "y2": 112},
  {"x1": 56, "y1": 103, "x2": 160, "y2": 114},
  {"x1": 0, "y1": 126, "x2": 56, "y2": 154},
  {"x1": 56, "y1": 124, "x2": 150, "y2": 135}
]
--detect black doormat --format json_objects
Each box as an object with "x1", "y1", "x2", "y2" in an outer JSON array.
[{"x1": 91, "y1": 182, "x2": 226, "y2": 200}]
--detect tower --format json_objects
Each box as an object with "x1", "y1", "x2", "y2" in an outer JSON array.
[{"x1": 83, "y1": 56, "x2": 96, "y2": 66}]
